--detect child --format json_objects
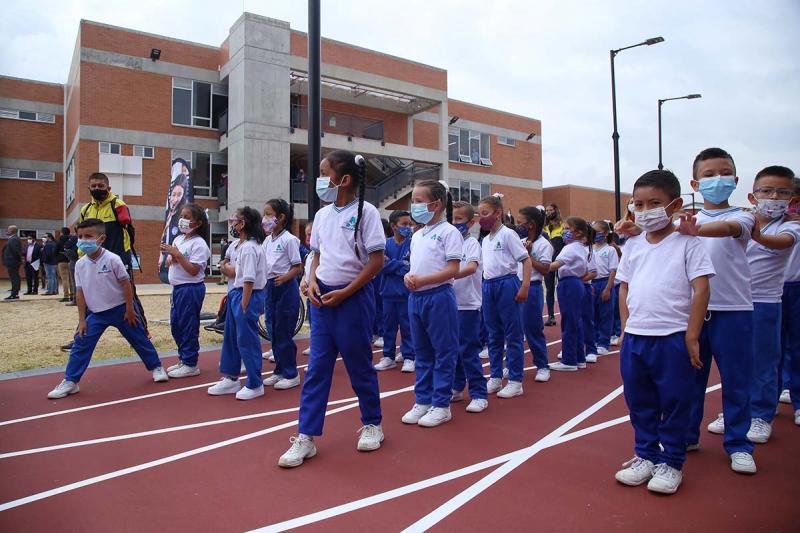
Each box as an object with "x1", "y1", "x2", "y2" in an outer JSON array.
[
  {"x1": 609, "y1": 233, "x2": 624, "y2": 346},
  {"x1": 401, "y1": 180, "x2": 462, "y2": 426},
  {"x1": 592, "y1": 221, "x2": 619, "y2": 355},
  {"x1": 548, "y1": 217, "x2": 589, "y2": 372},
  {"x1": 300, "y1": 222, "x2": 313, "y2": 356},
  {"x1": 207, "y1": 207, "x2": 267, "y2": 400},
  {"x1": 614, "y1": 169, "x2": 714, "y2": 494},
  {"x1": 743, "y1": 166, "x2": 799, "y2": 442},
  {"x1": 162, "y1": 203, "x2": 211, "y2": 378},
  {"x1": 372, "y1": 219, "x2": 392, "y2": 349},
  {"x1": 375, "y1": 210, "x2": 416, "y2": 373},
  {"x1": 262, "y1": 199, "x2": 304, "y2": 390},
  {"x1": 279, "y1": 151, "x2": 385, "y2": 467},
  {"x1": 582, "y1": 234, "x2": 598, "y2": 364},
  {"x1": 781, "y1": 181, "x2": 800, "y2": 426},
  {"x1": 451, "y1": 201, "x2": 489, "y2": 412},
  {"x1": 47, "y1": 219, "x2": 168, "y2": 398},
  {"x1": 478, "y1": 194, "x2": 532, "y2": 397},
  {"x1": 516, "y1": 206, "x2": 553, "y2": 382}
]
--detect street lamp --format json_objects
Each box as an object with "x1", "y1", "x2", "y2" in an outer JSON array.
[
  {"x1": 658, "y1": 94, "x2": 702, "y2": 170},
  {"x1": 610, "y1": 36, "x2": 665, "y2": 221}
]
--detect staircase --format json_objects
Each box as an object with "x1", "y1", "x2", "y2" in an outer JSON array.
[{"x1": 364, "y1": 160, "x2": 440, "y2": 207}]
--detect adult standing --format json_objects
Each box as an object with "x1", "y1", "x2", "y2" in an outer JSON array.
[
  {"x1": 55, "y1": 227, "x2": 74, "y2": 302},
  {"x1": 543, "y1": 203, "x2": 565, "y2": 326},
  {"x1": 42, "y1": 233, "x2": 59, "y2": 295},
  {"x1": 64, "y1": 225, "x2": 79, "y2": 306},
  {"x1": 24, "y1": 235, "x2": 42, "y2": 295},
  {"x1": 2, "y1": 225, "x2": 23, "y2": 300}
]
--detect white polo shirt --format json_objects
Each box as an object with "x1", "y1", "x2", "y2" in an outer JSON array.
[
  {"x1": 555, "y1": 241, "x2": 588, "y2": 279},
  {"x1": 311, "y1": 199, "x2": 386, "y2": 287},
  {"x1": 233, "y1": 239, "x2": 267, "y2": 290},
  {"x1": 517, "y1": 235, "x2": 553, "y2": 282},
  {"x1": 695, "y1": 207, "x2": 755, "y2": 311},
  {"x1": 616, "y1": 232, "x2": 715, "y2": 336},
  {"x1": 747, "y1": 217, "x2": 800, "y2": 303},
  {"x1": 454, "y1": 235, "x2": 482, "y2": 310},
  {"x1": 263, "y1": 230, "x2": 302, "y2": 279},
  {"x1": 224, "y1": 239, "x2": 239, "y2": 292},
  {"x1": 168, "y1": 234, "x2": 211, "y2": 286},
  {"x1": 74, "y1": 248, "x2": 129, "y2": 313},
  {"x1": 481, "y1": 225, "x2": 529, "y2": 280},
  {"x1": 409, "y1": 220, "x2": 463, "y2": 290},
  {"x1": 303, "y1": 250, "x2": 315, "y2": 282},
  {"x1": 593, "y1": 243, "x2": 619, "y2": 279},
  {"x1": 786, "y1": 236, "x2": 800, "y2": 283}
]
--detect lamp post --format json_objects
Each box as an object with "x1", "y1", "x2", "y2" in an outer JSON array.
[
  {"x1": 307, "y1": 0, "x2": 321, "y2": 219},
  {"x1": 658, "y1": 94, "x2": 701, "y2": 170},
  {"x1": 610, "y1": 36, "x2": 664, "y2": 221}
]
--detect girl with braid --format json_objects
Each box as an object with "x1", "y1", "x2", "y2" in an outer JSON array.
[{"x1": 279, "y1": 150, "x2": 386, "y2": 468}]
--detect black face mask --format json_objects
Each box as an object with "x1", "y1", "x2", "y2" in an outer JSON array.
[
  {"x1": 546, "y1": 212, "x2": 556, "y2": 221},
  {"x1": 90, "y1": 189, "x2": 109, "y2": 201}
]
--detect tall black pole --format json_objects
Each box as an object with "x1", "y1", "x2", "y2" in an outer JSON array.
[
  {"x1": 657, "y1": 100, "x2": 664, "y2": 170},
  {"x1": 307, "y1": 0, "x2": 321, "y2": 220},
  {"x1": 610, "y1": 50, "x2": 621, "y2": 221}
]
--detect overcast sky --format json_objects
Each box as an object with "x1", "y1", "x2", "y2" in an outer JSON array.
[{"x1": 2, "y1": 0, "x2": 798, "y2": 207}]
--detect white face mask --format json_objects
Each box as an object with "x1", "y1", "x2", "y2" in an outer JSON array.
[
  {"x1": 178, "y1": 218, "x2": 193, "y2": 234},
  {"x1": 754, "y1": 199, "x2": 789, "y2": 219},
  {"x1": 629, "y1": 200, "x2": 676, "y2": 232}
]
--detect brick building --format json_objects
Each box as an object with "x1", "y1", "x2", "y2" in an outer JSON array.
[
  {"x1": 1, "y1": 13, "x2": 543, "y2": 283},
  {"x1": 542, "y1": 184, "x2": 632, "y2": 223}
]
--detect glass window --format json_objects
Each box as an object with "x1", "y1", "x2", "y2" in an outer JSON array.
[
  {"x1": 459, "y1": 130, "x2": 470, "y2": 157},
  {"x1": 172, "y1": 88, "x2": 191, "y2": 125},
  {"x1": 460, "y1": 181, "x2": 470, "y2": 203},
  {"x1": 469, "y1": 132, "x2": 480, "y2": 164},
  {"x1": 470, "y1": 188, "x2": 480, "y2": 206},
  {"x1": 448, "y1": 133, "x2": 459, "y2": 162},
  {"x1": 212, "y1": 94, "x2": 228, "y2": 129},
  {"x1": 192, "y1": 152, "x2": 211, "y2": 196},
  {"x1": 193, "y1": 81, "x2": 211, "y2": 119},
  {"x1": 211, "y1": 162, "x2": 227, "y2": 198},
  {"x1": 480, "y1": 134, "x2": 490, "y2": 159},
  {"x1": 449, "y1": 187, "x2": 459, "y2": 201},
  {"x1": 18, "y1": 111, "x2": 37, "y2": 121},
  {"x1": 481, "y1": 183, "x2": 491, "y2": 198},
  {"x1": 19, "y1": 170, "x2": 37, "y2": 180}
]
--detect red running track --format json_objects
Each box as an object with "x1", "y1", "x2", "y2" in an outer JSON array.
[{"x1": 0, "y1": 317, "x2": 798, "y2": 532}]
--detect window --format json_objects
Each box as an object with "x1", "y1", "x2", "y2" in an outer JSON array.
[
  {"x1": 0, "y1": 108, "x2": 56, "y2": 124},
  {"x1": 172, "y1": 78, "x2": 228, "y2": 129},
  {"x1": 65, "y1": 158, "x2": 75, "y2": 207},
  {"x1": 479, "y1": 133, "x2": 492, "y2": 166},
  {"x1": 0, "y1": 168, "x2": 55, "y2": 181},
  {"x1": 498, "y1": 135, "x2": 516, "y2": 147},
  {"x1": 448, "y1": 132, "x2": 459, "y2": 162},
  {"x1": 451, "y1": 180, "x2": 490, "y2": 207},
  {"x1": 171, "y1": 149, "x2": 228, "y2": 198},
  {"x1": 450, "y1": 129, "x2": 492, "y2": 166},
  {"x1": 134, "y1": 145, "x2": 155, "y2": 159},
  {"x1": 99, "y1": 142, "x2": 121, "y2": 155}
]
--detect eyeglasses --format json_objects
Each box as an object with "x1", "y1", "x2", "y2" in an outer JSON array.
[{"x1": 753, "y1": 187, "x2": 793, "y2": 199}]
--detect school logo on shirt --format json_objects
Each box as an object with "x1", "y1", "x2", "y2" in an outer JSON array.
[
  {"x1": 493, "y1": 241, "x2": 503, "y2": 251},
  {"x1": 342, "y1": 216, "x2": 357, "y2": 231},
  {"x1": 428, "y1": 233, "x2": 441, "y2": 242},
  {"x1": 276, "y1": 244, "x2": 284, "y2": 252},
  {"x1": 99, "y1": 263, "x2": 110, "y2": 274}
]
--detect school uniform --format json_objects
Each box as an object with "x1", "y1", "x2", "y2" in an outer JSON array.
[
  {"x1": 380, "y1": 236, "x2": 414, "y2": 360},
  {"x1": 781, "y1": 238, "x2": 800, "y2": 410},
  {"x1": 482, "y1": 225, "x2": 529, "y2": 381},
  {"x1": 555, "y1": 241, "x2": 588, "y2": 366},
  {"x1": 263, "y1": 230, "x2": 303, "y2": 380},
  {"x1": 582, "y1": 250, "x2": 598, "y2": 357},
  {"x1": 592, "y1": 243, "x2": 619, "y2": 350},
  {"x1": 616, "y1": 232, "x2": 715, "y2": 469},
  {"x1": 518, "y1": 235, "x2": 553, "y2": 371},
  {"x1": 219, "y1": 239, "x2": 267, "y2": 390},
  {"x1": 747, "y1": 218, "x2": 800, "y2": 422},
  {"x1": 224, "y1": 239, "x2": 239, "y2": 293},
  {"x1": 168, "y1": 234, "x2": 211, "y2": 367},
  {"x1": 298, "y1": 199, "x2": 385, "y2": 436},
  {"x1": 453, "y1": 234, "x2": 487, "y2": 399},
  {"x1": 687, "y1": 208, "x2": 756, "y2": 454},
  {"x1": 408, "y1": 220, "x2": 462, "y2": 407},
  {"x1": 65, "y1": 249, "x2": 162, "y2": 382}
]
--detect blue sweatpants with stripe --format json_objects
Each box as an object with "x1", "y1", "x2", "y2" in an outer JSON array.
[
  {"x1": 781, "y1": 281, "x2": 800, "y2": 410},
  {"x1": 751, "y1": 302, "x2": 782, "y2": 422},
  {"x1": 612, "y1": 284, "x2": 622, "y2": 337},
  {"x1": 521, "y1": 281, "x2": 548, "y2": 370},
  {"x1": 687, "y1": 310, "x2": 754, "y2": 454},
  {"x1": 592, "y1": 278, "x2": 613, "y2": 350},
  {"x1": 266, "y1": 277, "x2": 300, "y2": 380},
  {"x1": 65, "y1": 303, "x2": 162, "y2": 383},
  {"x1": 382, "y1": 297, "x2": 415, "y2": 360},
  {"x1": 453, "y1": 309, "x2": 488, "y2": 400},
  {"x1": 557, "y1": 276, "x2": 585, "y2": 366},
  {"x1": 582, "y1": 283, "x2": 597, "y2": 356},
  {"x1": 483, "y1": 274, "x2": 525, "y2": 382},
  {"x1": 621, "y1": 332, "x2": 695, "y2": 469},
  {"x1": 219, "y1": 288, "x2": 266, "y2": 390},
  {"x1": 170, "y1": 282, "x2": 205, "y2": 366},
  {"x1": 299, "y1": 282, "x2": 381, "y2": 436},
  {"x1": 410, "y1": 285, "x2": 459, "y2": 407}
]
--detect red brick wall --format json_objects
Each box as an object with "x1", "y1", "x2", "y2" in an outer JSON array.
[
  {"x1": 448, "y1": 100, "x2": 540, "y2": 137},
  {"x1": 66, "y1": 76, "x2": 80, "y2": 155},
  {"x1": 543, "y1": 186, "x2": 632, "y2": 222},
  {"x1": 489, "y1": 184, "x2": 543, "y2": 219},
  {"x1": 0, "y1": 173, "x2": 64, "y2": 220},
  {"x1": 413, "y1": 119, "x2": 439, "y2": 150},
  {"x1": 0, "y1": 77, "x2": 63, "y2": 104},
  {"x1": 0, "y1": 116, "x2": 63, "y2": 162}
]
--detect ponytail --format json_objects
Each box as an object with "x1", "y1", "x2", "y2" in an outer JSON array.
[{"x1": 353, "y1": 154, "x2": 367, "y2": 258}]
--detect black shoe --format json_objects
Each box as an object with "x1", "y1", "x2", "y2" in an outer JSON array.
[
  {"x1": 32, "y1": 291, "x2": 38, "y2": 295},
  {"x1": 24, "y1": 291, "x2": 32, "y2": 295},
  {"x1": 545, "y1": 317, "x2": 557, "y2": 327},
  {"x1": 59, "y1": 297, "x2": 70, "y2": 302},
  {"x1": 4, "y1": 294, "x2": 19, "y2": 301},
  {"x1": 60, "y1": 341, "x2": 74, "y2": 352},
  {"x1": 66, "y1": 300, "x2": 77, "y2": 306}
]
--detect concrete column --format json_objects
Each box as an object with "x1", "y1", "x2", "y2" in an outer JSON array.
[
  {"x1": 407, "y1": 116, "x2": 414, "y2": 147},
  {"x1": 438, "y1": 100, "x2": 449, "y2": 180}
]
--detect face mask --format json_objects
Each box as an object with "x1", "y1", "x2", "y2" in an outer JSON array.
[
  {"x1": 397, "y1": 226, "x2": 413, "y2": 239},
  {"x1": 410, "y1": 202, "x2": 436, "y2": 225},
  {"x1": 27, "y1": 239, "x2": 33, "y2": 245},
  {"x1": 594, "y1": 233, "x2": 606, "y2": 244},
  {"x1": 754, "y1": 198, "x2": 789, "y2": 219},
  {"x1": 90, "y1": 189, "x2": 109, "y2": 201},
  {"x1": 562, "y1": 229, "x2": 575, "y2": 242},
  {"x1": 479, "y1": 214, "x2": 497, "y2": 232},
  {"x1": 515, "y1": 224, "x2": 529, "y2": 239},
  {"x1": 629, "y1": 200, "x2": 675, "y2": 232},
  {"x1": 788, "y1": 203, "x2": 800, "y2": 216},
  {"x1": 546, "y1": 212, "x2": 556, "y2": 221},
  {"x1": 77, "y1": 238, "x2": 99, "y2": 255},
  {"x1": 229, "y1": 227, "x2": 240, "y2": 239},
  {"x1": 262, "y1": 216, "x2": 277, "y2": 233},
  {"x1": 698, "y1": 176, "x2": 736, "y2": 204},
  {"x1": 178, "y1": 218, "x2": 193, "y2": 234},
  {"x1": 315, "y1": 177, "x2": 340, "y2": 203},
  {"x1": 453, "y1": 222, "x2": 469, "y2": 235}
]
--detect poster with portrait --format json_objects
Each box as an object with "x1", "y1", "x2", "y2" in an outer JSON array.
[{"x1": 158, "y1": 158, "x2": 194, "y2": 282}]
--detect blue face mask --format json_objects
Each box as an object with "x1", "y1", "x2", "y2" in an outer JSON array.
[
  {"x1": 698, "y1": 176, "x2": 736, "y2": 205},
  {"x1": 397, "y1": 226, "x2": 413, "y2": 239},
  {"x1": 453, "y1": 222, "x2": 469, "y2": 235},
  {"x1": 410, "y1": 202, "x2": 435, "y2": 225},
  {"x1": 562, "y1": 229, "x2": 575, "y2": 243},
  {"x1": 315, "y1": 177, "x2": 340, "y2": 203},
  {"x1": 594, "y1": 232, "x2": 606, "y2": 244},
  {"x1": 515, "y1": 224, "x2": 529, "y2": 239},
  {"x1": 77, "y1": 238, "x2": 99, "y2": 255}
]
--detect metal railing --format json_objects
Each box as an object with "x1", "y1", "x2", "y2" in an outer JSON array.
[{"x1": 290, "y1": 104, "x2": 384, "y2": 141}]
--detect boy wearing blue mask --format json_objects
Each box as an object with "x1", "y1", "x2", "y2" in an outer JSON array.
[
  {"x1": 47, "y1": 219, "x2": 167, "y2": 399},
  {"x1": 375, "y1": 210, "x2": 416, "y2": 372}
]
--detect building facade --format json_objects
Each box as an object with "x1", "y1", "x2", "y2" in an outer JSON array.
[{"x1": 542, "y1": 184, "x2": 632, "y2": 223}]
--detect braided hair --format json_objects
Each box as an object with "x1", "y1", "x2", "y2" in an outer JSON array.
[{"x1": 323, "y1": 150, "x2": 367, "y2": 258}]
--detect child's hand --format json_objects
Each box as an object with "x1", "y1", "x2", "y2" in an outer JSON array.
[
  {"x1": 614, "y1": 220, "x2": 640, "y2": 237},
  {"x1": 274, "y1": 274, "x2": 286, "y2": 287},
  {"x1": 308, "y1": 280, "x2": 322, "y2": 307},
  {"x1": 300, "y1": 278, "x2": 309, "y2": 297},
  {"x1": 75, "y1": 319, "x2": 87, "y2": 338},
  {"x1": 321, "y1": 288, "x2": 348, "y2": 307},
  {"x1": 159, "y1": 243, "x2": 179, "y2": 257},
  {"x1": 677, "y1": 213, "x2": 700, "y2": 236},
  {"x1": 124, "y1": 307, "x2": 138, "y2": 327},
  {"x1": 524, "y1": 240, "x2": 533, "y2": 252},
  {"x1": 751, "y1": 220, "x2": 762, "y2": 244},
  {"x1": 685, "y1": 334, "x2": 702, "y2": 369},
  {"x1": 165, "y1": 255, "x2": 173, "y2": 267},
  {"x1": 515, "y1": 287, "x2": 528, "y2": 303},
  {"x1": 601, "y1": 289, "x2": 611, "y2": 302},
  {"x1": 404, "y1": 273, "x2": 417, "y2": 291}
]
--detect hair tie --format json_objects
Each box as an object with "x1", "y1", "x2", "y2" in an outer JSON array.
[{"x1": 493, "y1": 192, "x2": 504, "y2": 198}]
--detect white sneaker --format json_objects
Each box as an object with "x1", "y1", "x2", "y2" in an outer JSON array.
[
  {"x1": 302, "y1": 347, "x2": 311, "y2": 356},
  {"x1": 577, "y1": 362, "x2": 587, "y2": 369},
  {"x1": 502, "y1": 367, "x2": 509, "y2": 379},
  {"x1": 596, "y1": 347, "x2": 609, "y2": 356},
  {"x1": 402, "y1": 403, "x2": 431, "y2": 424},
  {"x1": 395, "y1": 353, "x2": 404, "y2": 363},
  {"x1": 167, "y1": 363, "x2": 200, "y2": 378},
  {"x1": 278, "y1": 435, "x2": 316, "y2": 468},
  {"x1": 550, "y1": 362, "x2": 578, "y2": 372},
  {"x1": 167, "y1": 361, "x2": 182, "y2": 372},
  {"x1": 557, "y1": 351, "x2": 562, "y2": 359},
  {"x1": 535, "y1": 368, "x2": 551, "y2": 382},
  {"x1": 647, "y1": 463, "x2": 682, "y2": 494},
  {"x1": 262, "y1": 349, "x2": 274, "y2": 361},
  {"x1": 487, "y1": 377, "x2": 503, "y2": 394},
  {"x1": 479, "y1": 347, "x2": 489, "y2": 359},
  {"x1": 585, "y1": 353, "x2": 598, "y2": 363},
  {"x1": 730, "y1": 452, "x2": 757, "y2": 474},
  {"x1": 779, "y1": 389, "x2": 791, "y2": 404},
  {"x1": 610, "y1": 335, "x2": 620, "y2": 346},
  {"x1": 451, "y1": 390, "x2": 464, "y2": 402},
  {"x1": 356, "y1": 424, "x2": 384, "y2": 451},
  {"x1": 794, "y1": 409, "x2": 800, "y2": 426},
  {"x1": 152, "y1": 367, "x2": 169, "y2": 382},
  {"x1": 373, "y1": 337, "x2": 385, "y2": 348},
  {"x1": 374, "y1": 357, "x2": 397, "y2": 371},
  {"x1": 208, "y1": 377, "x2": 242, "y2": 395},
  {"x1": 274, "y1": 376, "x2": 301, "y2": 390},
  {"x1": 497, "y1": 380, "x2": 523, "y2": 398},
  {"x1": 401, "y1": 359, "x2": 415, "y2": 373},
  {"x1": 747, "y1": 418, "x2": 772, "y2": 444},
  {"x1": 263, "y1": 374, "x2": 283, "y2": 386},
  {"x1": 466, "y1": 398, "x2": 488, "y2": 413},
  {"x1": 615, "y1": 456, "x2": 654, "y2": 486},
  {"x1": 47, "y1": 379, "x2": 79, "y2": 399},
  {"x1": 235, "y1": 385, "x2": 264, "y2": 400},
  {"x1": 418, "y1": 406, "x2": 452, "y2": 427},
  {"x1": 707, "y1": 413, "x2": 725, "y2": 435}
]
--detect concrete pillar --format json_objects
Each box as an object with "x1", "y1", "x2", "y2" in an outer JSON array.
[
  {"x1": 438, "y1": 100, "x2": 449, "y2": 180},
  {"x1": 407, "y1": 116, "x2": 414, "y2": 147}
]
